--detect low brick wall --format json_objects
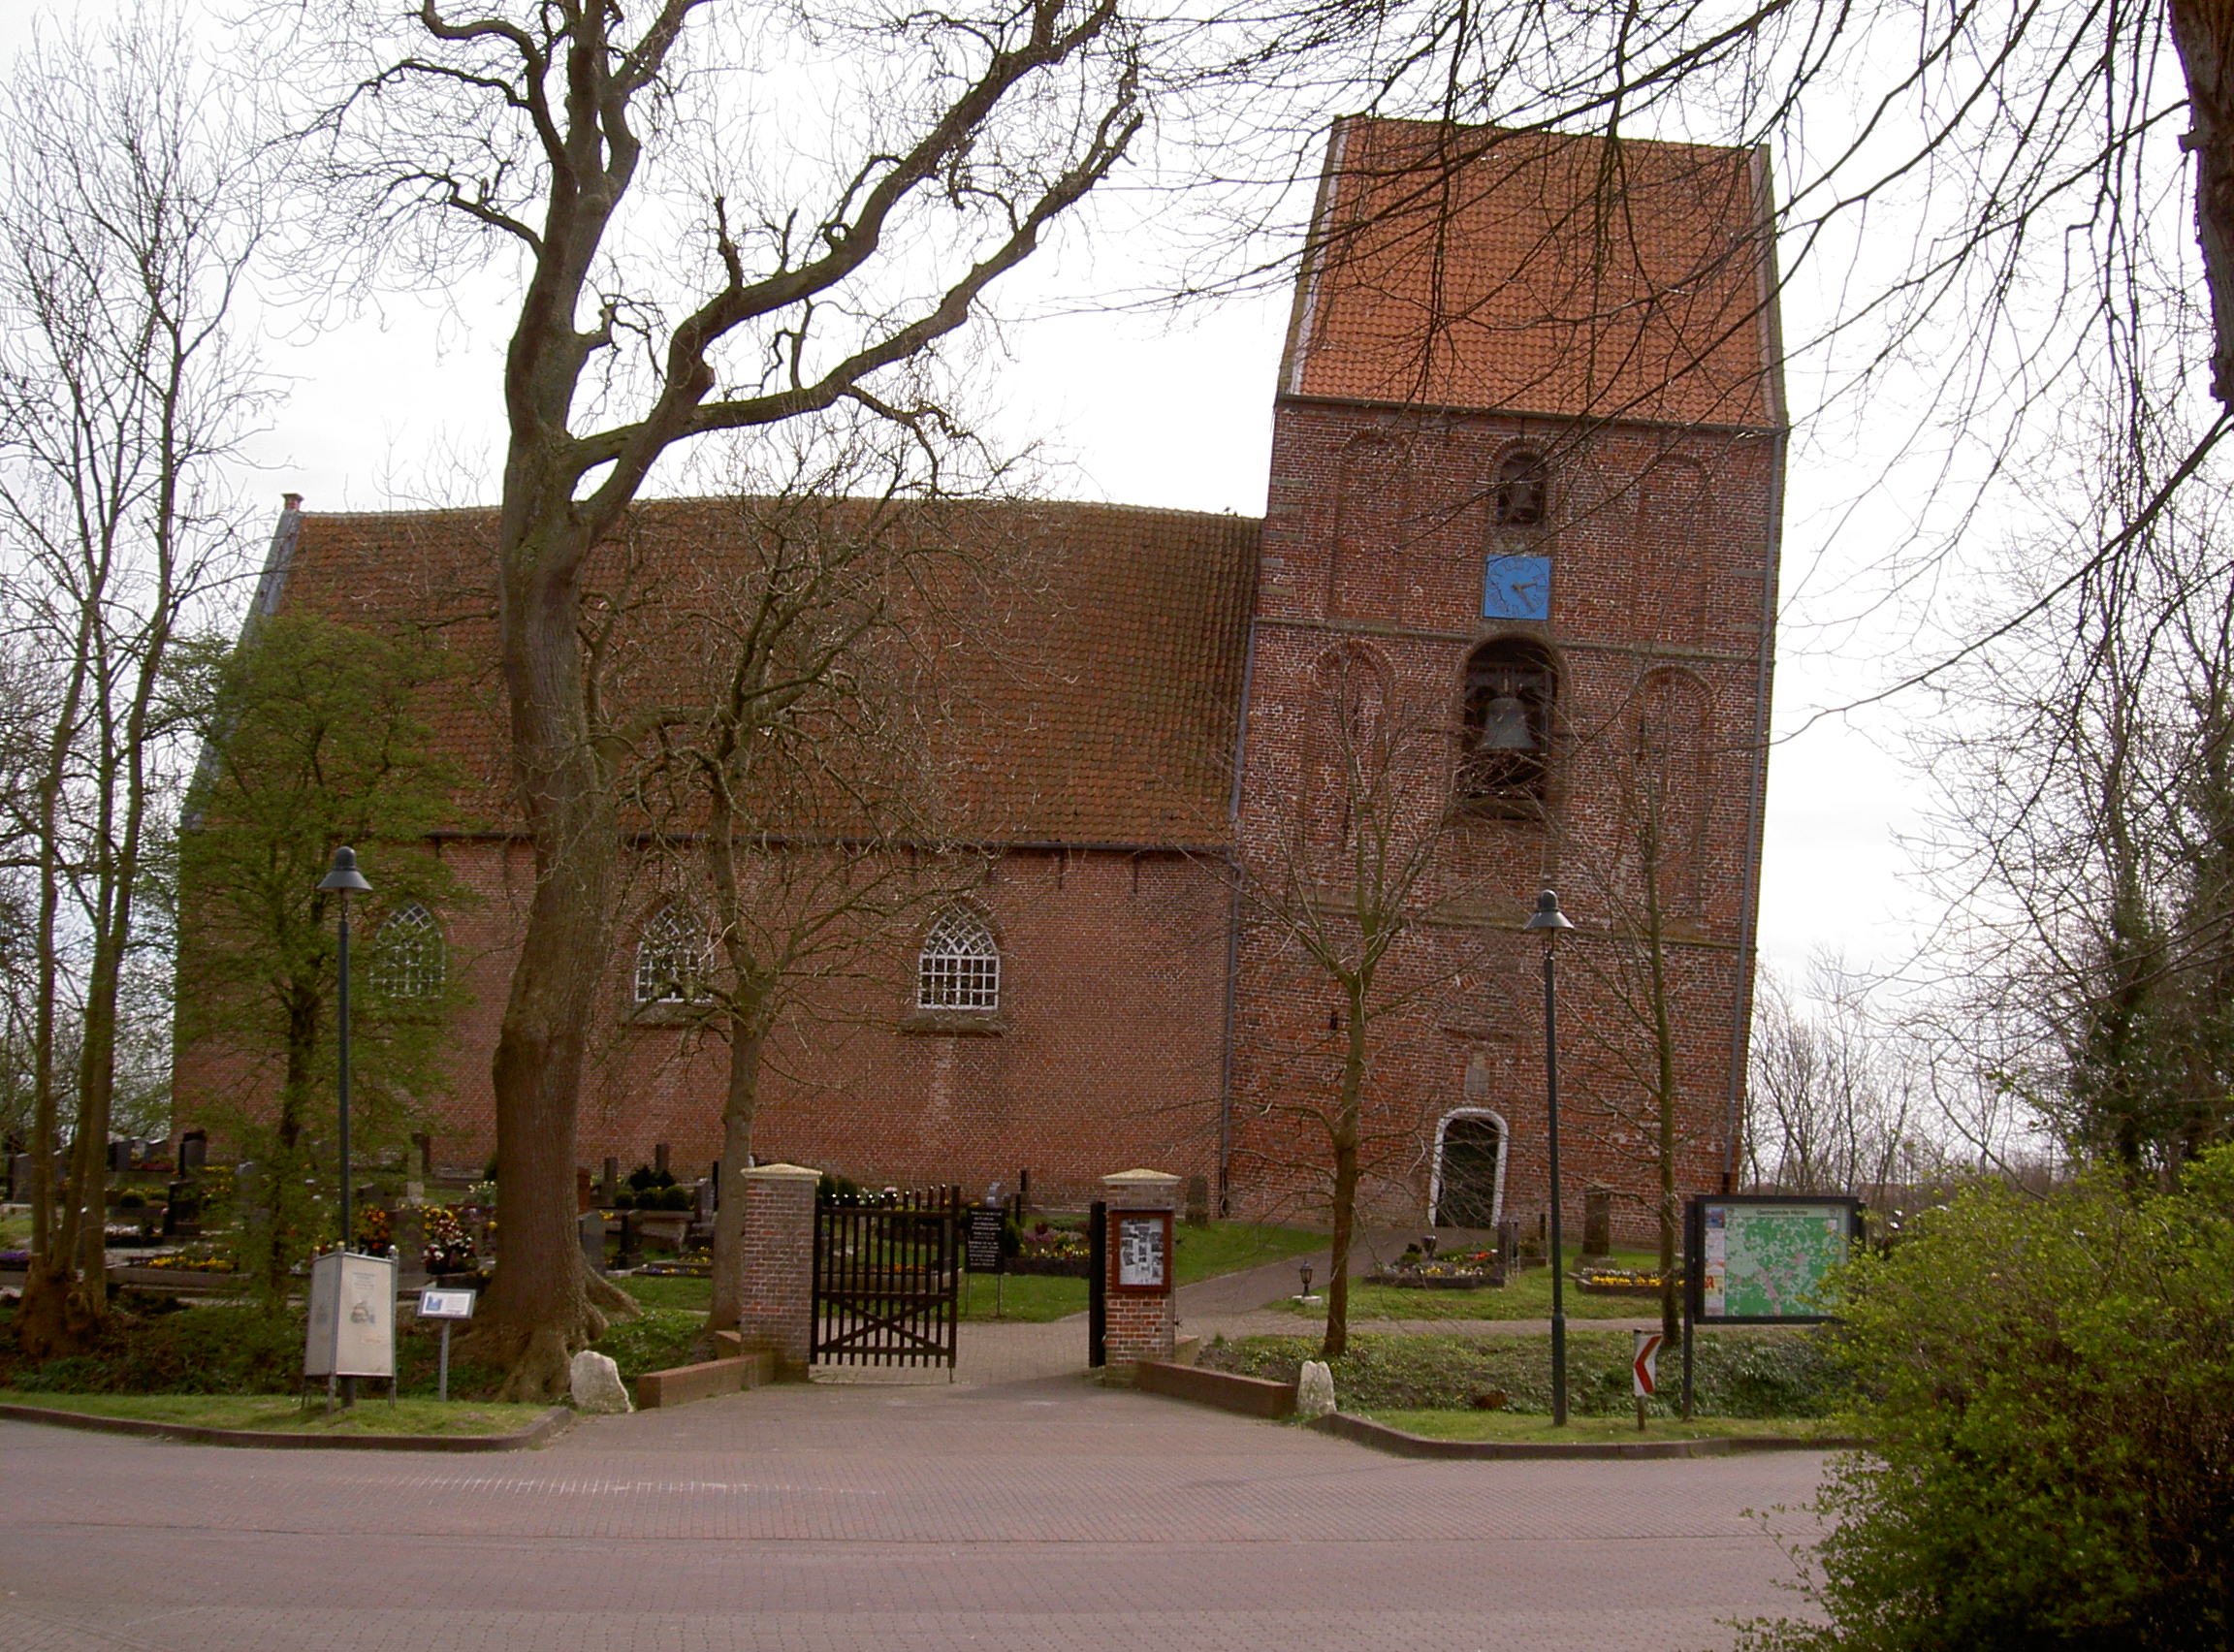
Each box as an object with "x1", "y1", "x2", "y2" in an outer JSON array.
[
  {"x1": 633, "y1": 1352, "x2": 775, "y2": 1410},
  {"x1": 1134, "y1": 1360, "x2": 1295, "y2": 1418}
]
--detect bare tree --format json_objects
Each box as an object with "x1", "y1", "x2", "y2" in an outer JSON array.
[
  {"x1": 1745, "y1": 960, "x2": 1919, "y2": 1197},
  {"x1": 0, "y1": 13, "x2": 265, "y2": 1355},
  {"x1": 289, "y1": 0, "x2": 1143, "y2": 1395}
]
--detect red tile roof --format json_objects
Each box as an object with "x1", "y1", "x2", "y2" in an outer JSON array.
[
  {"x1": 1285, "y1": 118, "x2": 1781, "y2": 427},
  {"x1": 273, "y1": 496, "x2": 1259, "y2": 848}
]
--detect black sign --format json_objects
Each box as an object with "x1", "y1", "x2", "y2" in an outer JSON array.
[{"x1": 965, "y1": 1205, "x2": 1005, "y2": 1273}]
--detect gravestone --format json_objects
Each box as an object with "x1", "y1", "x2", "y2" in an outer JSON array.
[
  {"x1": 575, "y1": 1165, "x2": 593, "y2": 1214},
  {"x1": 108, "y1": 1139, "x2": 131, "y2": 1172},
  {"x1": 654, "y1": 1142, "x2": 670, "y2": 1178},
  {"x1": 163, "y1": 1180, "x2": 202, "y2": 1238},
  {"x1": 1184, "y1": 1174, "x2": 1211, "y2": 1228},
  {"x1": 693, "y1": 1177, "x2": 716, "y2": 1224},
  {"x1": 578, "y1": 1208, "x2": 607, "y2": 1274},
  {"x1": 411, "y1": 1131, "x2": 432, "y2": 1179},
  {"x1": 237, "y1": 1161, "x2": 269, "y2": 1252},
  {"x1": 1582, "y1": 1187, "x2": 1613, "y2": 1259},
  {"x1": 178, "y1": 1131, "x2": 207, "y2": 1175},
  {"x1": 393, "y1": 1206, "x2": 431, "y2": 1288},
  {"x1": 601, "y1": 1156, "x2": 620, "y2": 1205},
  {"x1": 7, "y1": 1153, "x2": 28, "y2": 1201}
]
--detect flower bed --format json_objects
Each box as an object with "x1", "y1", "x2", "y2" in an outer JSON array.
[
  {"x1": 1366, "y1": 1267, "x2": 1504, "y2": 1289},
  {"x1": 1574, "y1": 1268, "x2": 1673, "y2": 1297}
]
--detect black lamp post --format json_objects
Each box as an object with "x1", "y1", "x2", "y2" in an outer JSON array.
[
  {"x1": 318, "y1": 846, "x2": 372, "y2": 1268},
  {"x1": 1525, "y1": 887, "x2": 1575, "y2": 1426}
]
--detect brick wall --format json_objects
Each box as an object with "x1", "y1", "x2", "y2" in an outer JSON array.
[{"x1": 1229, "y1": 397, "x2": 1778, "y2": 1241}]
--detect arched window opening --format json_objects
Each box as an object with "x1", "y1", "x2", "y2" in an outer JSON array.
[
  {"x1": 634, "y1": 905, "x2": 709, "y2": 1004},
  {"x1": 369, "y1": 903, "x2": 444, "y2": 999},
  {"x1": 1493, "y1": 450, "x2": 1548, "y2": 528},
  {"x1": 1460, "y1": 639, "x2": 1555, "y2": 809},
  {"x1": 917, "y1": 908, "x2": 1000, "y2": 1011}
]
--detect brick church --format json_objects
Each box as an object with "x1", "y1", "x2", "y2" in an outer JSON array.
[{"x1": 175, "y1": 119, "x2": 1784, "y2": 1241}]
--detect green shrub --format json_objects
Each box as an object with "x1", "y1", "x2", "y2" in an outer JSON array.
[{"x1": 1734, "y1": 1148, "x2": 2234, "y2": 1652}]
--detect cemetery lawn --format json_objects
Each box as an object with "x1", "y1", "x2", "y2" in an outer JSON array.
[
  {"x1": 0, "y1": 1389, "x2": 552, "y2": 1436},
  {"x1": 613, "y1": 1221, "x2": 1326, "y2": 1323},
  {"x1": 958, "y1": 1221, "x2": 1328, "y2": 1321},
  {"x1": 1275, "y1": 1246, "x2": 1670, "y2": 1322},
  {"x1": 0, "y1": 1211, "x2": 29, "y2": 1248},
  {"x1": 1350, "y1": 1409, "x2": 1846, "y2": 1444}
]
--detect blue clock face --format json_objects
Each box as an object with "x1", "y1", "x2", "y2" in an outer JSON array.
[{"x1": 1484, "y1": 555, "x2": 1551, "y2": 620}]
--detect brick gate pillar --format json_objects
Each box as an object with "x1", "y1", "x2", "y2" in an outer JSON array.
[
  {"x1": 737, "y1": 1162, "x2": 821, "y2": 1380},
  {"x1": 1101, "y1": 1167, "x2": 1181, "y2": 1370}
]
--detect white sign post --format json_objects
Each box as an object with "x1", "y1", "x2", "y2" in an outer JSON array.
[
  {"x1": 416, "y1": 1287, "x2": 476, "y2": 1402},
  {"x1": 1631, "y1": 1330, "x2": 1663, "y2": 1432},
  {"x1": 305, "y1": 1251, "x2": 397, "y2": 1410}
]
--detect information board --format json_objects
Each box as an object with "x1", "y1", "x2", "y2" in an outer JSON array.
[
  {"x1": 965, "y1": 1205, "x2": 1005, "y2": 1273},
  {"x1": 1687, "y1": 1196, "x2": 1863, "y2": 1323},
  {"x1": 304, "y1": 1250, "x2": 397, "y2": 1378},
  {"x1": 1112, "y1": 1210, "x2": 1170, "y2": 1293}
]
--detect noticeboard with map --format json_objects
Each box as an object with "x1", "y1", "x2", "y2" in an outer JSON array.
[{"x1": 1686, "y1": 1196, "x2": 1864, "y2": 1323}]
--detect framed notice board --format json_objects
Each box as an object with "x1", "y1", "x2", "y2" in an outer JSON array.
[
  {"x1": 1685, "y1": 1195, "x2": 1865, "y2": 1324},
  {"x1": 1110, "y1": 1209, "x2": 1172, "y2": 1294}
]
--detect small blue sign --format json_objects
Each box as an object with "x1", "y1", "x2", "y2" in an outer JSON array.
[{"x1": 1484, "y1": 555, "x2": 1551, "y2": 620}]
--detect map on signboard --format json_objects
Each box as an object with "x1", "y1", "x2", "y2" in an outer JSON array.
[{"x1": 1700, "y1": 1201, "x2": 1853, "y2": 1319}]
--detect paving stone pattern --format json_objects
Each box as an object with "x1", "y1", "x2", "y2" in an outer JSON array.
[{"x1": 0, "y1": 1331, "x2": 1826, "y2": 1652}]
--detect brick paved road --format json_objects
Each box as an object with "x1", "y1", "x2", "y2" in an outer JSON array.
[{"x1": 0, "y1": 1370, "x2": 1827, "y2": 1652}]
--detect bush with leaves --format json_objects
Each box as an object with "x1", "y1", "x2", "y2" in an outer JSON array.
[{"x1": 1735, "y1": 1149, "x2": 2234, "y2": 1652}]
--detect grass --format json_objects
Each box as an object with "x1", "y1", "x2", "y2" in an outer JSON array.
[
  {"x1": 956, "y1": 1221, "x2": 1326, "y2": 1321},
  {"x1": 1273, "y1": 1246, "x2": 1674, "y2": 1322},
  {"x1": 0, "y1": 1387, "x2": 553, "y2": 1436},
  {"x1": 0, "y1": 1212, "x2": 30, "y2": 1249},
  {"x1": 1203, "y1": 1327, "x2": 1847, "y2": 1419},
  {"x1": 1355, "y1": 1409, "x2": 1844, "y2": 1444}
]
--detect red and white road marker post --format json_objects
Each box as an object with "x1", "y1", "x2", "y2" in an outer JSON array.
[{"x1": 1632, "y1": 1330, "x2": 1664, "y2": 1431}]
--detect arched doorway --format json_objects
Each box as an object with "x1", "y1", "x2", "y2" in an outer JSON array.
[{"x1": 1431, "y1": 1110, "x2": 1507, "y2": 1228}]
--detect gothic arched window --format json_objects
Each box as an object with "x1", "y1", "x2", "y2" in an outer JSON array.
[
  {"x1": 1493, "y1": 450, "x2": 1548, "y2": 528},
  {"x1": 634, "y1": 905, "x2": 709, "y2": 1004},
  {"x1": 369, "y1": 903, "x2": 444, "y2": 999},
  {"x1": 1460, "y1": 638, "x2": 1556, "y2": 809},
  {"x1": 916, "y1": 908, "x2": 1000, "y2": 1011}
]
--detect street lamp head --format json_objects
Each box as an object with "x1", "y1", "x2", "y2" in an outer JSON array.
[
  {"x1": 318, "y1": 845, "x2": 373, "y2": 895},
  {"x1": 1524, "y1": 888, "x2": 1573, "y2": 933}
]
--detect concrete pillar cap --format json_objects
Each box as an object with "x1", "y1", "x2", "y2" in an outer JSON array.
[
  {"x1": 1101, "y1": 1168, "x2": 1181, "y2": 1187},
  {"x1": 742, "y1": 1162, "x2": 821, "y2": 1182}
]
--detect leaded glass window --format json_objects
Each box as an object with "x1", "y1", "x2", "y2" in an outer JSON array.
[
  {"x1": 369, "y1": 903, "x2": 444, "y2": 999},
  {"x1": 916, "y1": 909, "x2": 999, "y2": 1011},
  {"x1": 634, "y1": 905, "x2": 708, "y2": 1004}
]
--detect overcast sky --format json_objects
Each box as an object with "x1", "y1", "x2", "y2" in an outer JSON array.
[{"x1": 0, "y1": 0, "x2": 1932, "y2": 991}]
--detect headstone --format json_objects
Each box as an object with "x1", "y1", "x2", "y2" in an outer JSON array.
[
  {"x1": 7, "y1": 1153, "x2": 28, "y2": 1201},
  {"x1": 601, "y1": 1156, "x2": 620, "y2": 1205},
  {"x1": 1583, "y1": 1187, "x2": 1613, "y2": 1258},
  {"x1": 568, "y1": 1350, "x2": 633, "y2": 1414},
  {"x1": 1295, "y1": 1359, "x2": 1337, "y2": 1419},
  {"x1": 617, "y1": 1211, "x2": 643, "y2": 1270},
  {"x1": 1184, "y1": 1174, "x2": 1211, "y2": 1228},
  {"x1": 579, "y1": 1208, "x2": 606, "y2": 1274},
  {"x1": 575, "y1": 1165, "x2": 593, "y2": 1214},
  {"x1": 178, "y1": 1131, "x2": 207, "y2": 1175},
  {"x1": 393, "y1": 1206, "x2": 431, "y2": 1287},
  {"x1": 1496, "y1": 1218, "x2": 1521, "y2": 1266},
  {"x1": 108, "y1": 1139, "x2": 131, "y2": 1172},
  {"x1": 164, "y1": 1180, "x2": 202, "y2": 1238},
  {"x1": 693, "y1": 1177, "x2": 716, "y2": 1223},
  {"x1": 654, "y1": 1142, "x2": 670, "y2": 1177},
  {"x1": 411, "y1": 1131, "x2": 433, "y2": 1178}
]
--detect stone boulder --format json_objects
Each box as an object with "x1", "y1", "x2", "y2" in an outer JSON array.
[
  {"x1": 568, "y1": 1350, "x2": 633, "y2": 1414},
  {"x1": 1295, "y1": 1358, "x2": 1336, "y2": 1419}
]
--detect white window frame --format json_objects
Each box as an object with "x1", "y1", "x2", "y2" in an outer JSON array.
[
  {"x1": 916, "y1": 908, "x2": 1000, "y2": 1011},
  {"x1": 634, "y1": 905, "x2": 710, "y2": 1004},
  {"x1": 368, "y1": 902, "x2": 444, "y2": 999}
]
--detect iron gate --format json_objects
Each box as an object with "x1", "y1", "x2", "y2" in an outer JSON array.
[{"x1": 812, "y1": 1186, "x2": 963, "y2": 1370}]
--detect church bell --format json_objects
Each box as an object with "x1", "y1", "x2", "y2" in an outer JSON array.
[{"x1": 1478, "y1": 692, "x2": 1536, "y2": 750}]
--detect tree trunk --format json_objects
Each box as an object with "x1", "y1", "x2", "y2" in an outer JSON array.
[
  {"x1": 1320, "y1": 999, "x2": 1369, "y2": 1362},
  {"x1": 706, "y1": 1013, "x2": 766, "y2": 1338},
  {"x1": 2172, "y1": 0, "x2": 2234, "y2": 410},
  {"x1": 471, "y1": 517, "x2": 632, "y2": 1399}
]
